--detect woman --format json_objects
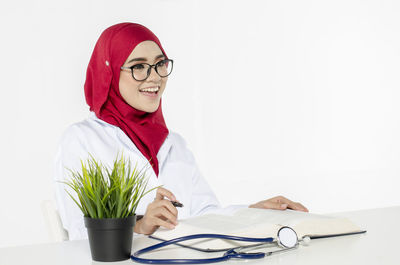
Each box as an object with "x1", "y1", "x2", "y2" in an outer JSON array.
[{"x1": 54, "y1": 22, "x2": 308, "y2": 240}]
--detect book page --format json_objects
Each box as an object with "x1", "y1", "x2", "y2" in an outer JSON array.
[
  {"x1": 294, "y1": 218, "x2": 362, "y2": 237},
  {"x1": 233, "y1": 208, "x2": 362, "y2": 238},
  {"x1": 152, "y1": 208, "x2": 362, "y2": 250},
  {"x1": 234, "y1": 208, "x2": 333, "y2": 226},
  {"x1": 153, "y1": 213, "x2": 279, "y2": 249}
]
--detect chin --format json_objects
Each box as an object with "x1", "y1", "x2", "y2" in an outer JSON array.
[{"x1": 142, "y1": 103, "x2": 160, "y2": 113}]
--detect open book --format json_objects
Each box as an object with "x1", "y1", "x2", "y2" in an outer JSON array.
[{"x1": 151, "y1": 208, "x2": 365, "y2": 251}]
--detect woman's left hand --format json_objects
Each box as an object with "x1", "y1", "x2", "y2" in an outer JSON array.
[{"x1": 249, "y1": 196, "x2": 308, "y2": 212}]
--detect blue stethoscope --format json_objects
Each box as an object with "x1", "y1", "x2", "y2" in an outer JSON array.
[{"x1": 131, "y1": 226, "x2": 311, "y2": 264}]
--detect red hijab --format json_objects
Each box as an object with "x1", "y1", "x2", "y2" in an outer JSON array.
[{"x1": 84, "y1": 23, "x2": 169, "y2": 176}]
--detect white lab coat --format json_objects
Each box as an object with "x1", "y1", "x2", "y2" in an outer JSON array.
[{"x1": 54, "y1": 112, "x2": 246, "y2": 240}]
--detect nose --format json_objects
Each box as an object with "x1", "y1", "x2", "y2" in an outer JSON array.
[{"x1": 146, "y1": 65, "x2": 161, "y2": 82}]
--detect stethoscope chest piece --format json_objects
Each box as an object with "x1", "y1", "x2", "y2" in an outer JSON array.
[{"x1": 277, "y1": 226, "x2": 298, "y2": 248}]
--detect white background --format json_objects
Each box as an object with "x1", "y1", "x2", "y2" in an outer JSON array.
[{"x1": 0, "y1": 0, "x2": 399, "y2": 248}]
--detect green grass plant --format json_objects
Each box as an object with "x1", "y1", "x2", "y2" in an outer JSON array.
[{"x1": 63, "y1": 154, "x2": 157, "y2": 219}]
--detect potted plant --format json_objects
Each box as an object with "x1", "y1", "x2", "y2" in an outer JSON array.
[{"x1": 63, "y1": 154, "x2": 156, "y2": 262}]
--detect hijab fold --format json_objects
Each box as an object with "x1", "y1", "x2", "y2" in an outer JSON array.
[{"x1": 84, "y1": 23, "x2": 169, "y2": 176}]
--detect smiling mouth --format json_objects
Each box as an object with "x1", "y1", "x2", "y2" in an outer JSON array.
[
  {"x1": 139, "y1": 86, "x2": 160, "y2": 96},
  {"x1": 139, "y1": 86, "x2": 159, "y2": 92}
]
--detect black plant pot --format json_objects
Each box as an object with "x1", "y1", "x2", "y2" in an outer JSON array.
[{"x1": 84, "y1": 215, "x2": 136, "y2": 262}]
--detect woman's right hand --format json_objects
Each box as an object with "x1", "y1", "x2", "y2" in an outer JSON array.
[{"x1": 134, "y1": 187, "x2": 179, "y2": 235}]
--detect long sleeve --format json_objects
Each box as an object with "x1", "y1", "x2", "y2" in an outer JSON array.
[
  {"x1": 54, "y1": 125, "x2": 91, "y2": 240},
  {"x1": 54, "y1": 117, "x2": 248, "y2": 240},
  {"x1": 54, "y1": 117, "x2": 160, "y2": 240}
]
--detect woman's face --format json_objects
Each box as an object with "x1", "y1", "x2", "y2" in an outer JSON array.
[{"x1": 119, "y1": 40, "x2": 168, "y2": 112}]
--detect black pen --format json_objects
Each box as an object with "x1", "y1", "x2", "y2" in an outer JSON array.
[{"x1": 171, "y1": 201, "x2": 183, "y2": 208}]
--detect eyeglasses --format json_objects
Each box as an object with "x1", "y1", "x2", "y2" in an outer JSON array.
[{"x1": 120, "y1": 59, "x2": 174, "y2": 81}]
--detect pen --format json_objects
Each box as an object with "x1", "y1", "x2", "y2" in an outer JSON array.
[{"x1": 171, "y1": 201, "x2": 183, "y2": 208}]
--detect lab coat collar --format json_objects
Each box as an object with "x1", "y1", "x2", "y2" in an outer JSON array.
[{"x1": 88, "y1": 112, "x2": 172, "y2": 173}]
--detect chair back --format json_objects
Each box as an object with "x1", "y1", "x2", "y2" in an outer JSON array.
[{"x1": 41, "y1": 200, "x2": 69, "y2": 242}]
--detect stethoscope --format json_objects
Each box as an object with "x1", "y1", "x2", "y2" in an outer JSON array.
[{"x1": 131, "y1": 226, "x2": 311, "y2": 264}]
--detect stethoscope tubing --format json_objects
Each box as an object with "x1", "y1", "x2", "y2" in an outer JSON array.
[{"x1": 131, "y1": 233, "x2": 274, "y2": 264}]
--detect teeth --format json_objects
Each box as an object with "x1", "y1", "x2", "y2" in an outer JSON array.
[{"x1": 140, "y1": 87, "x2": 159, "y2": 93}]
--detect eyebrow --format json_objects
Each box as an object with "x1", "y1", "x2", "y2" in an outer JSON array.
[{"x1": 127, "y1": 54, "x2": 165, "y2": 64}]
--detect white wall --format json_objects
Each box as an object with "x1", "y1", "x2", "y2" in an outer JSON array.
[{"x1": 0, "y1": 0, "x2": 399, "y2": 248}]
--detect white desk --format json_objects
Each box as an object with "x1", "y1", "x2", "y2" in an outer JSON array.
[{"x1": 1, "y1": 206, "x2": 399, "y2": 265}]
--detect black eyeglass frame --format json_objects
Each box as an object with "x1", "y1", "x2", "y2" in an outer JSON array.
[{"x1": 120, "y1": 59, "x2": 174, "y2": 81}]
